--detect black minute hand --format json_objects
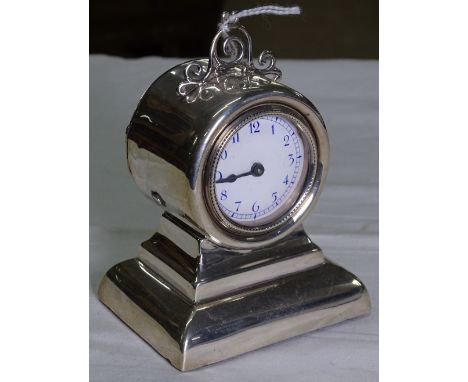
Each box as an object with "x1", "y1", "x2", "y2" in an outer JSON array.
[{"x1": 216, "y1": 162, "x2": 265, "y2": 184}]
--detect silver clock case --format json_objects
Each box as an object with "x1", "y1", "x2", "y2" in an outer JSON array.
[
  {"x1": 126, "y1": 59, "x2": 329, "y2": 249},
  {"x1": 98, "y1": 49, "x2": 370, "y2": 371}
]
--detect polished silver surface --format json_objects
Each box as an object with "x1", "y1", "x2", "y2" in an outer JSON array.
[
  {"x1": 99, "y1": 212, "x2": 371, "y2": 371},
  {"x1": 138, "y1": 212, "x2": 325, "y2": 302},
  {"x1": 126, "y1": 58, "x2": 329, "y2": 249},
  {"x1": 99, "y1": 19, "x2": 370, "y2": 373},
  {"x1": 99, "y1": 248, "x2": 370, "y2": 371}
]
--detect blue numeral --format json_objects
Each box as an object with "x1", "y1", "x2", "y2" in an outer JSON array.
[
  {"x1": 272, "y1": 192, "x2": 278, "y2": 203},
  {"x1": 283, "y1": 135, "x2": 290, "y2": 146},
  {"x1": 283, "y1": 175, "x2": 289, "y2": 185},
  {"x1": 252, "y1": 201, "x2": 260, "y2": 212},
  {"x1": 234, "y1": 201, "x2": 242, "y2": 211},
  {"x1": 250, "y1": 121, "x2": 260, "y2": 133},
  {"x1": 288, "y1": 154, "x2": 294, "y2": 165},
  {"x1": 220, "y1": 190, "x2": 228, "y2": 200},
  {"x1": 216, "y1": 171, "x2": 223, "y2": 181},
  {"x1": 232, "y1": 133, "x2": 240, "y2": 143},
  {"x1": 220, "y1": 150, "x2": 228, "y2": 160},
  {"x1": 271, "y1": 125, "x2": 275, "y2": 135}
]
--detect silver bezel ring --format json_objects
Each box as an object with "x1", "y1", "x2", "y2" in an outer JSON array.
[{"x1": 205, "y1": 103, "x2": 318, "y2": 237}]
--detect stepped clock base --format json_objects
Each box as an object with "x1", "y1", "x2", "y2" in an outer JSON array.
[{"x1": 98, "y1": 257, "x2": 370, "y2": 371}]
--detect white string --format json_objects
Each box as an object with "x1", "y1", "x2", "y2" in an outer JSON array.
[{"x1": 218, "y1": 5, "x2": 301, "y2": 33}]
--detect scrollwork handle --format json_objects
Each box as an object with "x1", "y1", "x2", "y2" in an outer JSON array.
[{"x1": 177, "y1": 15, "x2": 283, "y2": 102}]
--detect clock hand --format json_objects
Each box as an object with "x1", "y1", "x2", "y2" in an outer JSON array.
[{"x1": 216, "y1": 162, "x2": 265, "y2": 184}]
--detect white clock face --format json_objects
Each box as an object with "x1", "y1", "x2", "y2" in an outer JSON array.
[{"x1": 212, "y1": 112, "x2": 310, "y2": 227}]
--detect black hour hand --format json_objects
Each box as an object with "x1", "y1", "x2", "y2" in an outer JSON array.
[{"x1": 216, "y1": 162, "x2": 265, "y2": 184}]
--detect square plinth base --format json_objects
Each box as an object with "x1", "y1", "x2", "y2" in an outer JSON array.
[{"x1": 98, "y1": 258, "x2": 370, "y2": 371}]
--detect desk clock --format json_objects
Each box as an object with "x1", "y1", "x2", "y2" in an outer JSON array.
[{"x1": 98, "y1": 11, "x2": 370, "y2": 371}]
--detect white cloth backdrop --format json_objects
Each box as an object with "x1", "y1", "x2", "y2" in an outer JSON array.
[{"x1": 90, "y1": 55, "x2": 378, "y2": 381}]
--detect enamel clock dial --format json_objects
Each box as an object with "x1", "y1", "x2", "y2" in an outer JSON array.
[{"x1": 207, "y1": 105, "x2": 318, "y2": 235}]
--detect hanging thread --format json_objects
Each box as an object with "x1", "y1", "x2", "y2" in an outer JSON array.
[{"x1": 218, "y1": 5, "x2": 301, "y2": 33}]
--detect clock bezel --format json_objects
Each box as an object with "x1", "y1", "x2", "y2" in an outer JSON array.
[{"x1": 205, "y1": 103, "x2": 318, "y2": 237}]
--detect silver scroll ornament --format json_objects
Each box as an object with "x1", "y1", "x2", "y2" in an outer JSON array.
[{"x1": 177, "y1": 12, "x2": 282, "y2": 103}]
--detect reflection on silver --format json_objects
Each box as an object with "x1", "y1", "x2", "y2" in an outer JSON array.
[
  {"x1": 150, "y1": 190, "x2": 166, "y2": 207},
  {"x1": 125, "y1": 59, "x2": 329, "y2": 249},
  {"x1": 99, "y1": 235, "x2": 370, "y2": 371},
  {"x1": 99, "y1": 213, "x2": 371, "y2": 371},
  {"x1": 99, "y1": 16, "x2": 370, "y2": 372},
  {"x1": 139, "y1": 114, "x2": 153, "y2": 123}
]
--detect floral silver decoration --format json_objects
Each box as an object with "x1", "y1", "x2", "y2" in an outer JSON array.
[{"x1": 178, "y1": 12, "x2": 282, "y2": 103}]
